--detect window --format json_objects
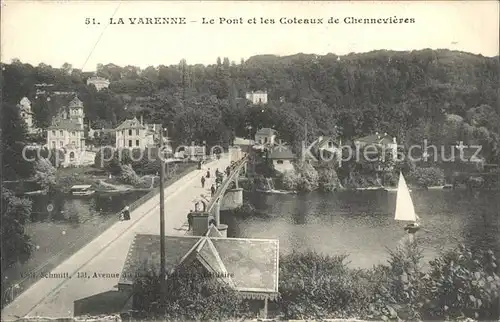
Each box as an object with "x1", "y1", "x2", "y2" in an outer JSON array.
[
  {"x1": 52, "y1": 130, "x2": 56, "y2": 136},
  {"x1": 60, "y1": 130, "x2": 63, "y2": 136},
  {"x1": 128, "y1": 140, "x2": 132, "y2": 147},
  {"x1": 21, "y1": 113, "x2": 25, "y2": 117},
  {"x1": 69, "y1": 152, "x2": 75, "y2": 160},
  {"x1": 72, "y1": 131, "x2": 76, "y2": 136},
  {"x1": 122, "y1": 130, "x2": 125, "y2": 136},
  {"x1": 59, "y1": 141, "x2": 63, "y2": 147},
  {"x1": 128, "y1": 130, "x2": 132, "y2": 136},
  {"x1": 136, "y1": 129, "x2": 140, "y2": 135},
  {"x1": 328, "y1": 141, "x2": 333, "y2": 148},
  {"x1": 277, "y1": 160, "x2": 284, "y2": 164},
  {"x1": 51, "y1": 141, "x2": 56, "y2": 149},
  {"x1": 264, "y1": 137, "x2": 268, "y2": 143},
  {"x1": 136, "y1": 140, "x2": 140, "y2": 146},
  {"x1": 71, "y1": 141, "x2": 75, "y2": 145}
]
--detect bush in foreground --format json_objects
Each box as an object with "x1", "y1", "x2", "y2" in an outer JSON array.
[
  {"x1": 280, "y1": 242, "x2": 499, "y2": 321},
  {"x1": 132, "y1": 262, "x2": 248, "y2": 321}
]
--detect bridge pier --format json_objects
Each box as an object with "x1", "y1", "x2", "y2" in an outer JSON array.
[{"x1": 221, "y1": 188, "x2": 243, "y2": 211}]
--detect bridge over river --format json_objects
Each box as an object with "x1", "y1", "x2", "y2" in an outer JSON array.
[{"x1": 1, "y1": 152, "x2": 248, "y2": 320}]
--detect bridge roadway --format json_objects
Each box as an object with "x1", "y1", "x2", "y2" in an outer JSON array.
[{"x1": 1, "y1": 156, "x2": 231, "y2": 320}]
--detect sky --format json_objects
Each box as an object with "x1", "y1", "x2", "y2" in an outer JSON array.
[{"x1": 1, "y1": 1, "x2": 499, "y2": 71}]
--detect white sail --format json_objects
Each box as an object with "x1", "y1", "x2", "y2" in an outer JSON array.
[{"x1": 394, "y1": 172, "x2": 417, "y2": 222}]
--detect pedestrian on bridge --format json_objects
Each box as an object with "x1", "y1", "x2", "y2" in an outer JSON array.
[
  {"x1": 206, "y1": 169, "x2": 211, "y2": 179},
  {"x1": 121, "y1": 206, "x2": 130, "y2": 221},
  {"x1": 211, "y1": 184, "x2": 216, "y2": 197},
  {"x1": 225, "y1": 166, "x2": 231, "y2": 176},
  {"x1": 187, "y1": 212, "x2": 193, "y2": 231},
  {"x1": 201, "y1": 176, "x2": 206, "y2": 188}
]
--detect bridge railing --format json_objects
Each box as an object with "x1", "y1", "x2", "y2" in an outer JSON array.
[{"x1": 206, "y1": 155, "x2": 248, "y2": 214}]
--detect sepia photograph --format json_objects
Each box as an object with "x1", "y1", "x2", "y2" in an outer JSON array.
[{"x1": 1, "y1": 1, "x2": 499, "y2": 321}]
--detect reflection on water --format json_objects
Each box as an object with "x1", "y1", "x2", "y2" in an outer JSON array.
[
  {"x1": 222, "y1": 190, "x2": 500, "y2": 269},
  {"x1": 4, "y1": 191, "x2": 148, "y2": 294}
]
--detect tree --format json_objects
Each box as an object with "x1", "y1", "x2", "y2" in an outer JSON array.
[
  {"x1": 1, "y1": 102, "x2": 34, "y2": 180},
  {"x1": 33, "y1": 158, "x2": 57, "y2": 192},
  {"x1": 132, "y1": 262, "x2": 247, "y2": 320},
  {"x1": 0, "y1": 187, "x2": 34, "y2": 271}
]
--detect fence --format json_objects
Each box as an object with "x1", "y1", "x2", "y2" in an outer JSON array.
[
  {"x1": 1, "y1": 162, "x2": 198, "y2": 308},
  {"x1": 206, "y1": 155, "x2": 248, "y2": 214}
]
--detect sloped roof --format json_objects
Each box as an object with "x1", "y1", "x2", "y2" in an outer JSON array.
[
  {"x1": 233, "y1": 137, "x2": 255, "y2": 146},
  {"x1": 68, "y1": 96, "x2": 83, "y2": 108},
  {"x1": 268, "y1": 146, "x2": 295, "y2": 160},
  {"x1": 314, "y1": 136, "x2": 340, "y2": 149},
  {"x1": 355, "y1": 133, "x2": 394, "y2": 145},
  {"x1": 19, "y1": 97, "x2": 31, "y2": 106},
  {"x1": 206, "y1": 224, "x2": 223, "y2": 237},
  {"x1": 47, "y1": 118, "x2": 83, "y2": 131},
  {"x1": 118, "y1": 234, "x2": 279, "y2": 297},
  {"x1": 255, "y1": 128, "x2": 276, "y2": 136},
  {"x1": 115, "y1": 118, "x2": 146, "y2": 130}
]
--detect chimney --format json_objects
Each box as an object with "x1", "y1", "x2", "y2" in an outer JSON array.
[
  {"x1": 140, "y1": 115, "x2": 143, "y2": 125},
  {"x1": 375, "y1": 131, "x2": 379, "y2": 135},
  {"x1": 318, "y1": 136, "x2": 323, "y2": 143},
  {"x1": 393, "y1": 137, "x2": 397, "y2": 144},
  {"x1": 384, "y1": 132, "x2": 387, "y2": 136}
]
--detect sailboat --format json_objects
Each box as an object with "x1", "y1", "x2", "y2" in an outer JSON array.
[{"x1": 394, "y1": 172, "x2": 421, "y2": 234}]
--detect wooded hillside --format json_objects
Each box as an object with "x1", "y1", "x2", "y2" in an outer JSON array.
[{"x1": 1, "y1": 49, "x2": 498, "y2": 162}]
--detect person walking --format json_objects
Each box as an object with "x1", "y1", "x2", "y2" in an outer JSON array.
[
  {"x1": 201, "y1": 175, "x2": 206, "y2": 188},
  {"x1": 187, "y1": 212, "x2": 193, "y2": 231},
  {"x1": 225, "y1": 166, "x2": 230, "y2": 176},
  {"x1": 122, "y1": 206, "x2": 131, "y2": 221},
  {"x1": 206, "y1": 168, "x2": 211, "y2": 179},
  {"x1": 211, "y1": 184, "x2": 216, "y2": 197}
]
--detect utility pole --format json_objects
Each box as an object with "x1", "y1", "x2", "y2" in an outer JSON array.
[{"x1": 158, "y1": 127, "x2": 166, "y2": 291}]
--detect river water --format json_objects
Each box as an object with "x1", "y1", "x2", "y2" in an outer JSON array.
[
  {"x1": 3, "y1": 191, "x2": 148, "y2": 303},
  {"x1": 222, "y1": 189, "x2": 500, "y2": 269}
]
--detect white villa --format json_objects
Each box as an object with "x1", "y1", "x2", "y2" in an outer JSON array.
[
  {"x1": 268, "y1": 144, "x2": 296, "y2": 173},
  {"x1": 86, "y1": 76, "x2": 110, "y2": 91},
  {"x1": 17, "y1": 97, "x2": 37, "y2": 133},
  {"x1": 46, "y1": 96, "x2": 86, "y2": 167},
  {"x1": 115, "y1": 117, "x2": 158, "y2": 149},
  {"x1": 254, "y1": 128, "x2": 277, "y2": 147},
  {"x1": 246, "y1": 90, "x2": 268, "y2": 105}
]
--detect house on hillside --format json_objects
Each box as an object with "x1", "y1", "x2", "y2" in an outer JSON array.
[
  {"x1": 118, "y1": 233, "x2": 279, "y2": 318},
  {"x1": 254, "y1": 128, "x2": 277, "y2": 147},
  {"x1": 310, "y1": 136, "x2": 342, "y2": 165},
  {"x1": 17, "y1": 97, "x2": 38, "y2": 134},
  {"x1": 114, "y1": 117, "x2": 157, "y2": 150},
  {"x1": 86, "y1": 76, "x2": 110, "y2": 91},
  {"x1": 268, "y1": 144, "x2": 296, "y2": 173},
  {"x1": 354, "y1": 132, "x2": 398, "y2": 171},
  {"x1": 46, "y1": 96, "x2": 86, "y2": 167},
  {"x1": 246, "y1": 90, "x2": 268, "y2": 105}
]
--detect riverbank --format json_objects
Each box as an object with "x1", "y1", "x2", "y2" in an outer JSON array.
[
  {"x1": 1, "y1": 157, "x2": 228, "y2": 319},
  {"x1": 0, "y1": 163, "x2": 197, "y2": 310}
]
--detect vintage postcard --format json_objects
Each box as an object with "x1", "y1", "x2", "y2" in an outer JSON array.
[{"x1": 1, "y1": 1, "x2": 499, "y2": 321}]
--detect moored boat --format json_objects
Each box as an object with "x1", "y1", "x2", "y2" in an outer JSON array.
[
  {"x1": 70, "y1": 185, "x2": 95, "y2": 196},
  {"x1": 255, "y1": 188, "x2": 296, "y2": 194}
]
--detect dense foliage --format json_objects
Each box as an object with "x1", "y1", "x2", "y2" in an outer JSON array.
[
  {"x1": 407, "y1": 166, "x2": 445, "y2": 188},
  {"x1": 1, "y1": 102, "x2": 34, "y2": 180},
  {"x1": 132, "y1": 262, "x2": 247, "y2": 320},
  {"x1": 0, "y1": 188, "x2": 34, "y2": 288},
  {"x1": 279, "y1": 242, "x2": 500, "y2": 321},
  {"x1": 33, "y1": 158, "x2": 57, "y2": 192},
  {"x1": 2, "y1": 49, "x2": 499, "y2": 164}
]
